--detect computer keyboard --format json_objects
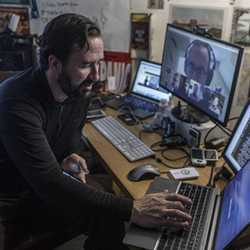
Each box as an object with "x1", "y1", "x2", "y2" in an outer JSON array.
[
  {"x1": 91, "y1": 116, "x2": 155, "y2": 162},
  {"x1": 157, "y1": 183, "x2": 213, "y2": 250}
]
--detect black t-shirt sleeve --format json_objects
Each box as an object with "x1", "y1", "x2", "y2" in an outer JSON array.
[{"x1": 0, "y1": 100, "x2": 133, "y2": 221}]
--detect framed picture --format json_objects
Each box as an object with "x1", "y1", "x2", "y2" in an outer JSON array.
[
  {"x1": 147, "y1": 0, "x2": 164, "y2": 9},
  {"x1": 168, "y1": 3, "x2": 230, "y2": 40},
  {"x1": 0, "y1": 6, "x2": 30, "y2": 34},
  {"x1": 0, "y1": 0, "x2": 29, "y2": 4},
  {"x1": 231, "y1": 8, "x2": 250, "y2": 47},
  {"x1": 131, "y1": 13, "x2": 150, "y2": 50}
]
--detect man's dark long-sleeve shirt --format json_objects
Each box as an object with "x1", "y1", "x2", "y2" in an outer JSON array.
[{"x1": 0, "y1": 67, "x2": 132, "y2": 223}]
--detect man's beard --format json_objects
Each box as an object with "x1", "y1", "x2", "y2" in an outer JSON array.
[{"x1": 57, "y1": 69, "x2": 101, "y2": 99}]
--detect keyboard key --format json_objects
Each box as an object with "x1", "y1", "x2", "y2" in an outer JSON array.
[
  {"x1": 157, "y1": 183, "x2": 213, "y2": 250},
  {"x1": 91, "y1": 116, "x2": 155, "y2": 161}
]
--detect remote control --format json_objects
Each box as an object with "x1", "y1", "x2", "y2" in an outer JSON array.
[{"x1": 168, "y1": 167, "x2": 199, "y2": 180}]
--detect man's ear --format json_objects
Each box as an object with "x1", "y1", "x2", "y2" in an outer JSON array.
[{"x1": 48, "y1": 55, "x2": 62, "y2": 76}]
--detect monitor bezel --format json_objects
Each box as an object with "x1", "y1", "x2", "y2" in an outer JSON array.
[
  {"x1": 159, "y1": 23, "x2": 244, "y2": 126},
  {"x1": 223, "y1": 100, "x2": 250, "y2": 173},
  {"x1": 129, "y1": 59, "x2": 171, "y2": 104}
]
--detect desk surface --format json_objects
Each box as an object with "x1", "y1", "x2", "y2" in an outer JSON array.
[{"x1": 83, "y1": 108, "x2": 224, "y2": 200}]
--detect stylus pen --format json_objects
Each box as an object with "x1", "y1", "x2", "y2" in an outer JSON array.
[{"x1": 63, "y1": 171, "x2": 82, "y2": 183}]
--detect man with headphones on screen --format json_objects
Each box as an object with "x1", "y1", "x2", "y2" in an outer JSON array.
[
  {"x1": 184, "y1": 39, "x2": 216, "y2": 86},
  {"x1": 0, "y1": 14, "x2": 192, "y2": 249},
  {"x1": 183, "y1": 39, "x2": 217, "y2": 111}
]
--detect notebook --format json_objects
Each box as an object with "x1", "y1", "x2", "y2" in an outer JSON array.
[
  {"x1": 124, "y1": 160, "x2": 250, "y2": 250},
  {"x1": 105, "y1": 60, "x2": 171, "y2": 119}
]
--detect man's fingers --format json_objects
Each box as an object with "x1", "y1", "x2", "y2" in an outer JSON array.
[
  {"x1": 79, "y1": 160, "x2": 89, "y2": 174},
  {"x1": 164, "y1": 192, "x2": 192, "y2": 206},
  {"x1": 148, "y1": 215, "x2": 191, "y2": 230},
  {"x1": 159, "y1": 219, "x2": 191, "y2": 229},
  {"x1": 162, "y1": 209, "x2": 192, "y2": 223},
  {"x1": 78, "y1": 172, "x2": 87, "y2": 183},
  {"x1": 167, "y1": 201, "x2": 186, "y2": 212}
]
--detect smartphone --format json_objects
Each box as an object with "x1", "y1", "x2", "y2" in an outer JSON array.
[
  {"x1": 204, "y1": 149, "x2": 218, "y2": 162},
  {"x1": 191, "y1": 148, "x2": 207, "y2": 166}
]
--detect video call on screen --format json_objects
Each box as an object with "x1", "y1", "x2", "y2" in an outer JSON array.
[{"x1": 160, "y1": 25, "x2": 241, "y2": 124}]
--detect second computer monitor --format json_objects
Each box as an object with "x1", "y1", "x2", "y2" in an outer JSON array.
[
  {"x1": 160, "y1": 24, "x2": 243, "y2": 126},
  {"x1": 224, "y1": 101, "x2": 250, "y2": 173}
]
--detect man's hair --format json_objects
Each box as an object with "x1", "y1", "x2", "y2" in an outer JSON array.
[
  {"x1": 184, "y1": 40, "x2": 216, "y2": 85},
  {"x1": 38, "y1": 13, "x2": 101, "y2": 70}
]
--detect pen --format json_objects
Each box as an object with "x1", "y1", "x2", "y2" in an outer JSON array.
[{"x1": 63, "y1": 171, "x2": 82, "y2": 183}]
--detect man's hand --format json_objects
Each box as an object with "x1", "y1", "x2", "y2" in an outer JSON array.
[
  {"x1": 131, "y1": 190, "x2": 192, "y2": 230},
  {"x1": 62, "y1": 153, "x2": 89, "y2": 183}
]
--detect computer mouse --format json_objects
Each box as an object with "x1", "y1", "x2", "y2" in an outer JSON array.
[{"x1": 127, "y1": 164, "x2": 160, "y2": 182}]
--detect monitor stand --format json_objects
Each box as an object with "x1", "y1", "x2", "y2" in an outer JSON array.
[{"x1": 171, "y1": 104, "x2": 209, "y2": 125}]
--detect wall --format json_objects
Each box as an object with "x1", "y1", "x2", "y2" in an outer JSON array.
[
  {"x1": 30, "y1": 0, "x2": 130, "y2": 53},
  {"x1": 130, "y1": 0, "x2": 250, "y2": 60},
  {"x1": 130, "y1": 0, "x2": 237, "y2": 62}
]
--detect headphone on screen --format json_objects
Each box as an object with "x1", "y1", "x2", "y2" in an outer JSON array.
[{"x1": 184, "y1": 40, "x2": 216, "y2": 86}]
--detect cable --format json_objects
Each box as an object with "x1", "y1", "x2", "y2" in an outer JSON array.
[
  {"x1": 150, "y1": 140, "x2": 167, "y2": 152},
  {"x1": 153, "y1": 147, "x2": 190, "y2": 169},
  {"x1": 161, "y1": 147, "x2": 190, "y2": 161},
  {"x1": 155, "y1": 156, "x2": 184, "y2": 169},
  {"x1": 216, "y1": 123, "x2": 232, "y2": 135},
  {"x1": 207, "y1": 162, "x2": 216, "y2": 187},
  {"x1": 150, "y1": 135, "x2": 188, "y2": 153},
  {"x1": 229, "y1": 116, "x2": 239, "y2": 121}
]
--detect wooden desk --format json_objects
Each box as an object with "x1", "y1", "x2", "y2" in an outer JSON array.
[{"x1": 83, "y1": 108, "x2": 223, "y2": 200}]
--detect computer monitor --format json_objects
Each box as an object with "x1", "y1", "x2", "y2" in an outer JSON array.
[
  {"x1": 224, "y1": 101, "x2": 250, "y2": 173},
  {"x1": 160, "y1": 24, "x2": 243, "y2": 126},
  {"x1": 130, "y1": 59, "x2": 171, "y2": 103}
]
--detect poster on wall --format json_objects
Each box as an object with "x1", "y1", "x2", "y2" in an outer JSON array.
[
  {"x1": 169, "y1": 4, "x2": 225, "y2": 39},
  {"x1": 0, "y1": 6, "x2": 30, "y2": 34},
  {"x1": 231, "y1": 8, "x2": 250, "y2": 47},
  {"x1": 0, "y1": 0, "x2": 29, "y2": 4},
  {"x1": 131, "y1": 13, "x2": 150, "y2": 50}
]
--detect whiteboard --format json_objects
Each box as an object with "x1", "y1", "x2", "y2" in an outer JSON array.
[{"x1": 30, "y1": 0, "x2": 130, "y2": 52}]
